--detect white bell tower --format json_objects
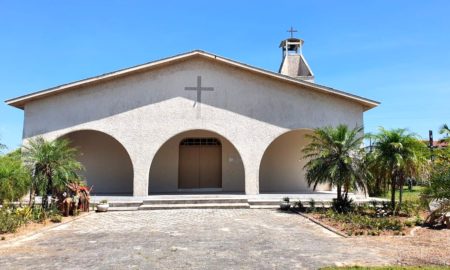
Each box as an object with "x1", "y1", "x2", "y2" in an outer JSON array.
[{"x1": 279, "y1": 27, "x2": 314, "y2": 82}]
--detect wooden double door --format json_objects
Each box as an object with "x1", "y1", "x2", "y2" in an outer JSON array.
[{"x1": 178, "y1": 139, "x2": 222, "y2": 189}]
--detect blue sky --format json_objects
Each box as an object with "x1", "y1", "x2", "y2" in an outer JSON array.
[{"x1": 1, "y1": 1, "x2": 449, "y2": 150}]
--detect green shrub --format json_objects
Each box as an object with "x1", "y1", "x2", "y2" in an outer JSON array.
[
  {"x1": 332, "y1": 197, "x2": 354, "y2": 213},
  {"x1": 0, "y1": 207, "x2": 28, "y2": 234},
  {"x1": 50, "y1": 214, "x2": 62, "y2": 223},
  {"x1": 294, "y1": 201, "x2": 305, "y2": 212},
  {"x1": 308, "y1": 199, "x2": 316, "y2": 211},
  {"x1": 398, "y1": 201, "x2": 421, "y2": 217},
  {"x1": 31, "y1": 205, "x2": 46, "y2": 223},
  {"x1": 404, "y1": 219, "x2": 414, "y2": 227},
  {"x1": 0, "y1": 151, "x2": 31, "y2": 204}
]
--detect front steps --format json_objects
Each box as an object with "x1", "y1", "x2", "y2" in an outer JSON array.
[
  {"x1": 139, "y1": 197, "x2": 250, "y2": 210},
  {"x1": 89, "y1": 194, "x2": 386, "y2": 211}
]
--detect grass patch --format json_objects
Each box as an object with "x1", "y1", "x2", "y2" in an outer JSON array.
[
  {"x1": 320, "y1": 265, "x2": 449, "y2": 270},
  {"x1": 384, "y1": 186, "x2": 426, "y2": 203},
  {"x1": 321, "y1": 266, "x2": 449, "y2": 270}
]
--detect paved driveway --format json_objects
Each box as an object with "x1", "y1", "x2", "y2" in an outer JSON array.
[{"x1": 0, "y1": 209, "x2": 395, "y2": 269}]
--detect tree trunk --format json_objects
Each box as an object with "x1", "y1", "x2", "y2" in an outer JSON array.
[
  {"x1": 390, "y1": 176, "x2": 396, "y2": 211},
  {"x1": 337, "y1": 184, "x2": 342, "y2": 202},
  {"x1": 399, "y1": 185, "x2": 404, "y2": 210},
  {"x1": 399, "y1": 176, "x2": 404, "y2": 210},
  {"x1": 28, "y1": 182, "x2": 35, "y2": 207},
  {"x1": 43, "y1": 172, "x2": 53, "y2": 210}
]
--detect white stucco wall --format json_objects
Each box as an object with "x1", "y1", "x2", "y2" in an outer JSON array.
[
  {"x1": 61, "y1": 130, "x2": 134, "y2": 195},
  {"x1": 22, "y1": 56, "x2": 364, "y2": 196},
  {"x1": 259, "y1": 129, "x2": 330, "y2": 193}
]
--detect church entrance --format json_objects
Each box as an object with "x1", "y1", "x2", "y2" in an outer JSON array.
[
  {"x1": 178, "y1": 138, "x2": 222, "y2": 189},
  {"x1": 148, "y1": 129, "x2": 244, "y2": 194}
]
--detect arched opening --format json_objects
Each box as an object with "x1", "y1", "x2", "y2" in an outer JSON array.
[
  {"x1": 149, "y1": 130, "x2": 245, "y2": 194},
  {"x1": 259, "y1": 129, "x2": 331, "y2": 193},
  {"x1": 60, "y1": 130, "x2": 134, "y2": 195}
]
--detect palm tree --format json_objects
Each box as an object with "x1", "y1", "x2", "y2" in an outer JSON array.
[
  {"x1": 302, "y1": 125, "x2": 367, "y2": 205},
  {"x1": 439, "y1": 124, "x2": 450, "y2": 142},
  {"x1": 0, "y1": 140, "x2": 5, "y2": 154},
  {"x1": 369, "y1": 128, "x2": 428, "y2": 211},
  {"x1": 23, "y1": 137, "x2": 83, "y2": 209}
]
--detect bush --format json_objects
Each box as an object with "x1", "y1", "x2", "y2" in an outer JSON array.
[
  {"x1": 398, "y1": 201, "x2": 421, "y2": 217},
  {"x1": 293, "y1": 201, "x2": 305, "y2": 212},
  {"x1": 50, "y1": 214, "x2": 62, "y2": 223},
  {"x1": 308, "y1": 199, "x2": 316, "y2": 211},
  {"x1": 332, "y1": 197, "x2": 354, "y2": 213},
  {"x1": 31, "y1": 205, "x2": 47, "y2": 223},
  {"x1": 0, "y1": 209, "x2": 22, "y2": 233},
  {"x1": 0, "y1": 206, "x2": 30, "y2": 234},
  {"x1": 0, "y1": 151, "x2": 31, "y2": 204}
]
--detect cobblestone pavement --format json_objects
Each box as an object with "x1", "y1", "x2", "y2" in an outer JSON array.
[{"x1": 0, "y1": 209, "x2": 397, "y2": 269}]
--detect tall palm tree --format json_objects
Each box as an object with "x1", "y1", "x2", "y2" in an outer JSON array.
[
  {"x1": 369, "y1": 128, "x2": 428, "y2": 211},
  {"x1": 302, "y1": 125, "x2": 367, "y2": 204},
  {"x1": 23, "y1": 137, "x2": 83, "y2": 209}
]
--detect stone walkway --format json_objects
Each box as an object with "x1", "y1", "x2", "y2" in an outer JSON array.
[{"x1": 0, "y1": 209, "x2": 398, "y2": 269}]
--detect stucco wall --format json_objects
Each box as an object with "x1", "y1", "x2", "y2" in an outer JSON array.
[
  {"x1": 22, "y1": 56, "x2": 364, "y2": 196},
  {"x1": 148, "y1": 130, "x2": 245, "y2": 193},
  {"x1": 61, "y1": 130, "x2": 134, "y2": 195},
  {"x1": 259, "y1": 129, "x2": 330, "y2": 192}
]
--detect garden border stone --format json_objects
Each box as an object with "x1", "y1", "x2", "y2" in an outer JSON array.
[{"x1": 293, "y1": 210, "x2": 348, "y2": 238}]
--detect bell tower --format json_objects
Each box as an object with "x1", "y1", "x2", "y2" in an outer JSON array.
[{"x1": 279, "y1": 27, "x2": 314, "y2": 82}]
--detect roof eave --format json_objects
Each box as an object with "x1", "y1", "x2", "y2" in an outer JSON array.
[{"x1": 5, "y1": 50, "x2": 380, "y2": 110}]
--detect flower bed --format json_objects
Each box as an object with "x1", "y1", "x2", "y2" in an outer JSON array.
[
  {"x1": 302, "y1": 202, "x2": 427, "y2": 237},
  {"x1": 309, "y1": 210, "x2": 421, "y2": 236},
  {"x1": 0, "y1": 205, "x2": 64, "y2": 237}
]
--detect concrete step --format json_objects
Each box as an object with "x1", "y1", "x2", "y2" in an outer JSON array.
[
  {"x1": 108, "y1": 207, "x2": 140, "y2": 211},
  {"x1": 138, "y1": 203, "x2": 250, "y2": 210},
  {"x1": 248, "y1": 199, "x2": 280, "y2": 206},
  {"x1": 90, "y1": 201, "x2": 143, "y2": 208},
  {"x1": 249, "y1": 205, "x2": 280, "y2": 209},
  {"x1": 142, "y1": 198, "x2": 248, "y2": 205}
]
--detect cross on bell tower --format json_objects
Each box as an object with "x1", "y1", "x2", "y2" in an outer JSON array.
[{"x1": 287, "y1": 26, "x2": 298, "y2": 38}]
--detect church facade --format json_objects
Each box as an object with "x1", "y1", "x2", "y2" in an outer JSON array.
[{"x1": 6, "y1": 38, "x2": 378, "y2": 197}]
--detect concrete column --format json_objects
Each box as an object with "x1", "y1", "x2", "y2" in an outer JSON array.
[
  {"x1": 132, "y1": 157, "x2": 149, "y2": 197},
  {"x1": 244, "y1": 166, "x2": 260, "y2": 195},
  {"x1": 241, "y1": 149, "x2": 266, "y2": 195}
]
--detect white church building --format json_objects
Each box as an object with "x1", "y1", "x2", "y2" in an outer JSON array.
[{"x1": 6, "y1": 37, "x2": 378, "y2": 198}]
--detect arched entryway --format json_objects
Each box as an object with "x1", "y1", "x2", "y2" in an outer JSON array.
[
  {"x1": 60, "y1": 130, "x2": 134, "y2": 195},
  {"x1": 259, "y1": 129, "x2": 331, "y2": 193},
  {"x1": 148, "y1": 130, "x2": 245, "y2": 194}
]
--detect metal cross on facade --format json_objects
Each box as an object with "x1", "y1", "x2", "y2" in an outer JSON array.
[
  {"x1": 184, "y1": 76, "x2": 214, "y2": 105},
  {"x1": 287, "y1": 26, "x2": 297, "y2": 38}
]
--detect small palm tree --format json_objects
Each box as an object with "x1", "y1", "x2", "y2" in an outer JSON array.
[
  {"x1": 23, "y1": 137, "x2": 83, "y2": 209},
  {"x1": 439, "y1": 124, "x2": 450, "y2": 142},
  {"x1": 369, "y1": 128, "x2": 428, "y2": 211},
  {"x1": 0, "y1": 140, "x2": 5, "y2": 154},
  {"x1": 302, "y1": 125, "x2": 367, "y2": 204}
]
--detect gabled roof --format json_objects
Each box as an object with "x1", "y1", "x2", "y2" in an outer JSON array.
[{"x1": 5, "y1": 50, "x2": 379, "y2": 110}]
